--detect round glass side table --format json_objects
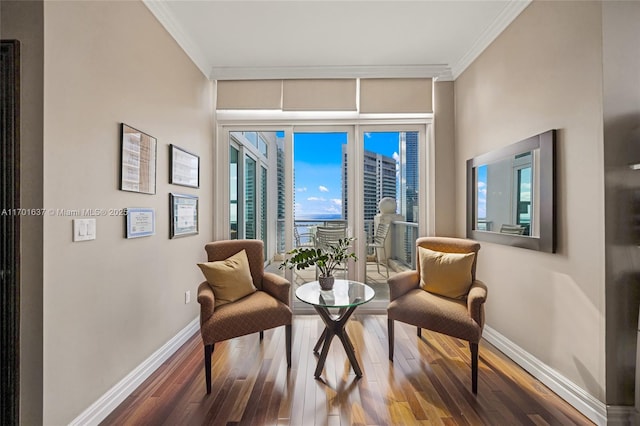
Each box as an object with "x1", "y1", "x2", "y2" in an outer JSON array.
[{"x1": 295, "y1": 279, "x2": 375, "y2": 379}]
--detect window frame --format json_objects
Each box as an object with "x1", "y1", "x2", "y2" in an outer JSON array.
[{"x1": 216, "y1": 115, "x2": 433, "y2": 307}]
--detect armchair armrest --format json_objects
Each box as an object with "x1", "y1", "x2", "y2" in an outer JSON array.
[
  {"x1": 388, "y1": 270, "x2": 420, "y2": 301},
  {"x1": 262, "y1": 272, "x2": 291, "y2": 306},
  {"x1": 467, "y1": 280, "x2": 488, "y2": 327},
  {"x1": 197, "y1": 281, "x2": 215, "y2": 324}
]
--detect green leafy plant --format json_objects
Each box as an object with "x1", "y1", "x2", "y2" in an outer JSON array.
[{"x1": 280, "y1": 237, "x2": 358, "y2": 278}]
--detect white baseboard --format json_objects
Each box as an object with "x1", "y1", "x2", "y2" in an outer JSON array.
[
  {"x1": 69, "y1": 317, "x2": 200, "y2": 426},
  {"x1": 483, "y1": 325, "x2": 608, "y2": 426}
]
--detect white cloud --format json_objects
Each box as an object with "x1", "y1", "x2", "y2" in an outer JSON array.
[
  {"x1": 393, "y1": 152, "x2": 400, "y2": 161},
  {"x1": 318, "y1": 185, "x2": 329, "y2": 193},
  {"x1": 331, "y1": 199, "x2": 342, "y2": 206},
  {"x1": 307, "y1": 196, "x2": 326, "y2": 202},
  {"x1": 477, "y1": 182, "x2": 486, "y2": 189},
  {"x1": 296, "y1": 187, "x2": 307, "y2": 192}
]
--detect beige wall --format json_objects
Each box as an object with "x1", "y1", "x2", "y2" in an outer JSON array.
[
  {"x1": 602, "y1": 1, "x2": 640, "y2": 405},
  {"x1": 1, "y1": 1, "x2": 45, "y2": 424},
  {"x1": 434, "y1": 81, "x2": 456, "y2": 237},
  {"x1": 43, "y1": 1, "x2": 213, "y2": 424},
  {"x1": 455, "y1": 0, "x2": 606, "y2": 401}
]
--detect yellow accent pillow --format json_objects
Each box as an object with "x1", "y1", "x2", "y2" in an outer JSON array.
[
  {"x1": 418, "y1": 247, "x2": 475, "y2": 299},
  {"x1": 197, "y1": 249, "x2": 256, "y2": 307}
]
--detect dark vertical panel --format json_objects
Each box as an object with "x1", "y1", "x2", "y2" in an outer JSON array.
[{"x1": 1, "y1": 39, "x2": 20, "y2": 426}]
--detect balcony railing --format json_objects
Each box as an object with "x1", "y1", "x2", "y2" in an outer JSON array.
[
  {"x1": 389, "y1": 220, "x2": 418, "y2": 269},
  {"x1": 276, "y1": 219, "x2": 418, "y2": 270}
]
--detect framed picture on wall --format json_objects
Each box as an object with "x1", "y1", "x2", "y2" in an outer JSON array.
[
  {"x1": 125, "y1": 208, "x2": 155, "y2": 239},
  {"x1": 120, "y1": 124, "x2": 157, "y2": 195},
  {"x1": 169, "y1": 144, "x2": 200, "y2": 188},
  {"x1": 170, "y1": 193, "x2": 198, "y2": 238}
]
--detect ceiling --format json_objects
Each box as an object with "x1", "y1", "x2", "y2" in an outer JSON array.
[{"x1": 144, "y1": 0, "x2": 531, "y2": 81}]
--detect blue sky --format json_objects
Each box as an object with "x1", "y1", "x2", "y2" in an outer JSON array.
[
  {"x1": 477, "y1": 164, "x2": 487, "y2": 219},
  {"x1": 293, "y1": 132, "x2": 399, "y2": 219}
]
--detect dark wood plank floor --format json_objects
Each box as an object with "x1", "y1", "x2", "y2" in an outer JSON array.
[{"x1": 102, "y1": 315, "x2": 594, "y2": 426}]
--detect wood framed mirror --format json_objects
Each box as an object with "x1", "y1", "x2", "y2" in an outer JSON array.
[{"x1": 466, "y1": 130, "x2": 556, "y2": 253}]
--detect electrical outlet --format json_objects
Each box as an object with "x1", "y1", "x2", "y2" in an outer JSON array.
[{"x1": 185, "y1": 290, "x2": 191, "y2": 304}]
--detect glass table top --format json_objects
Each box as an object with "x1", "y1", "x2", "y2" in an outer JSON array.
[{"x1": 295, "y1": 280, "x2": 375, "y2": 308}]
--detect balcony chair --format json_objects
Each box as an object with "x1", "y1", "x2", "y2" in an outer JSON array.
[
  {"x1": 197, "y1": 239, "x2": 292, "y2": 394},
  {"x1": 499, "y1": 224, "x2": 526, "y2": 235},
  {"x1": 367, "y1": 222, "x2": 391, "y2": 278},
  {"x1": 314, "y1": 226, "x2": 348, "y2": 279},
  {"x1": 387, "y1": 236, "x2": 487, "y2": 394},
  {"x1": 323, "y1": 220, "x2": 347, "y2": 228},
  {"x1": 294, "y1": 226, "x2": 315, "y2": 248}
]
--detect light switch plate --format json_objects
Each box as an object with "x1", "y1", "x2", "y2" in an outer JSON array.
[{"x1": 73, "y1": 218, "x2": 96, "y2": 242}]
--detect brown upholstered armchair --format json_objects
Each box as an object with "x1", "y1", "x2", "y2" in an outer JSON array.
[
  {"x1": 197, "y1": 240, "x2": 292, "y2": 394},
  {"x1": 387, "y1": 237, "x2": 487, "y2": 393}
]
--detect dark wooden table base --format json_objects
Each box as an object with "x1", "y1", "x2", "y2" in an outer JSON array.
[{"x1": 312, "y1": 305, "x2": 362, "y2": 378}]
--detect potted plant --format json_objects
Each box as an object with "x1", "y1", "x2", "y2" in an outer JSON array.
[{"x1": 280, "y1": 237, "x2": 358, "y2": 290}]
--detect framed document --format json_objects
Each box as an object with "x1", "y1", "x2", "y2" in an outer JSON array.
[
  {"x1": 120, "y1": 123, "x2": 157, "y2": 195},
  {"x1": 169, "y1": 144, "x2": 200, "y2": 188},
  {"x1": 170, "y1": 193, "x2": 198, "y2": 238},
  {"x1": 126, "y1": 208, "x2": 155, "y2": 238}
]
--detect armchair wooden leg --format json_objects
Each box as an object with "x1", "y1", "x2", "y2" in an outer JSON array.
[
  {"x1": 204, "y1": 344, "x2": 214, "y2": 394},
  {"x1": 388, "y1": 318, "x2": 394, "y2": 361},
  {"x1": 259, "y1": 330, "x2": 264, "y2": 341},
  {"x1": 286, "y1": 324, "x2": 292, "y2": 368},
  {"x1": 470, "y1": 342, "x2": 479, "y2": 394},
  {"x1": 417, "y1": 327, "x2": 422, "y2": 338}
]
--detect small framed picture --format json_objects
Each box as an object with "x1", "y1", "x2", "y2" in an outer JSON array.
[
  {"x1": 170, "y1": 193, "x2": 198, "y2": 238},
  {"x1": 120, "y1": 124, "x2": 157, "y2": 195},
  {"x1": 169, "y1": 144, "x2": 200, "y2": 188},
  {"x1": 125, "y1": 208, "x2": 155, "y2": 239}
]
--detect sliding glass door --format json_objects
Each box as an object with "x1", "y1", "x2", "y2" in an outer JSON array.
[
  {"x1": 358, "y1": 127, "x2": 424, "y2": 308},
  {"x1": 223, "y1": 123, "x2": 429, "y2": 312}
]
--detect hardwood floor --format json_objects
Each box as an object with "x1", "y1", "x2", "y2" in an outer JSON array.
[{"x1": 101, "y1": 315, "x2": 593, "y2": 426}]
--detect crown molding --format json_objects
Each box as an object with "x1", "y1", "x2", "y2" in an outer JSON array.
[
  {"x1": 451, "y1": 0, "x2": 531, "y2": 79},
  {"x1": 145, "y1": 0, "x2": 527, "y2": 82},
  {"x1": 210, "y1": 64, "x2": 453, "y2": 81},
  {"x1": 143, "y1": 0, "x2": 212, "y2": 79}
]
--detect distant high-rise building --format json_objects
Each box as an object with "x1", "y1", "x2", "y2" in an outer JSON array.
[
  {"x1": 341, "y1": 145, "x2": 396, "y2": 221},
  {"x1": 276, "y1": 137, "x2": 285, "y2": 253},
  {"x1": 400, "y1": 131, "x2": 419, "y2": 223}
]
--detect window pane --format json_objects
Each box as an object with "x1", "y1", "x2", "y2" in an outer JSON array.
[
  {"x1": 362, "y1": 132, "x2": 399, "y2": 301},
  {"x1": 261, "y1": 165, "x2": 268, "y2": 255},
  {"x1": 517, "y1": 167, "x2": 532, "y2": 235},
  {"x1": 400, "y1": 131, "x2": 419, "y2": 224},
  {"x1": 230, "y1": 146, "x2": 239, "y2": 239},
  {"x1": 245, "y1": 155, "x2": 256, "y2": 239},
  {"x1": 244, "y1": 131, "x2": 258, "y2": 147},
  {"x1": 258, "y1": 134, "x2": 268, "y2": 157},
  {"x1": 276, "y1": 132, "x2": 286, "y2": 255},
  {"x1": 294, "y1": 132, "x2": 346, "y2": 222},
  {"x1": 292, "y1": 132, "x2": 348, "y2": 304}
]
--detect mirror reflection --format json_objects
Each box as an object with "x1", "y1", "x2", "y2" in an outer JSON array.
[
  {"x1": 475, "y1": 150, "x2": 538, "y2": 237},
  {"x1": 466, "y1": 129, "x2": 555, "y2": 253}
]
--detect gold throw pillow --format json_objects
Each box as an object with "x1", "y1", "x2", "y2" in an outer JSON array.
[
  {"x1": 418, "y1": 247, "x2": 475, "y2": 299},
  {"x1": 198, "y1": 249, "x2": 256, "y2": 307}
]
